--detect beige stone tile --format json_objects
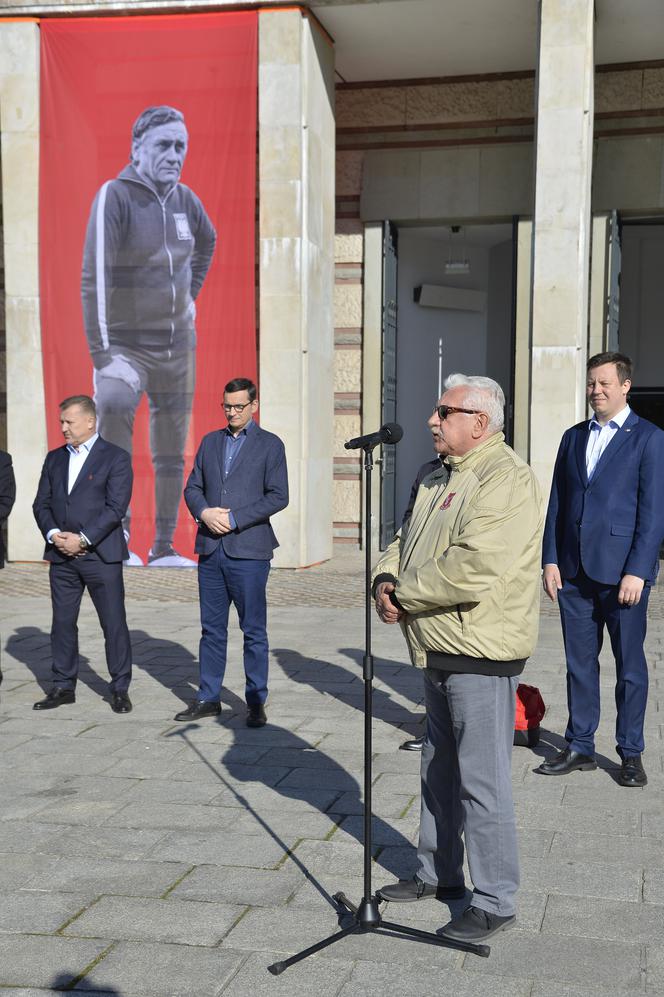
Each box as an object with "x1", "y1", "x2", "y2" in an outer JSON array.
[
  {"x1": 495, "y1": 77, "x2": 536, "y2": 119},
  {"x1": 260, "y1": 125, "x2": 302, "y2": 182},
  {"x1": 5, "y1": 295, "x2": 42, "y2": 355},
  {"x1": 333, "y1": 479, "x2": 361, "y2": 521},
  {"x1": 1, "y1": 130, "x2": 39, "y2": 246},
  {"x1": 260, "y1": 294, "x2": 302, "y2": 351},
  {"x1": 258, "y1": 8, "x2": 301, "y2": 66},
  {"x1": 334, "y1": 231, "x2": 363, "y2": 265},
  {"x1": 336, "y1": 150, "x2": 364, "y2": 197},
  {"x1": 538, "y1": 47, "x2": 592, "y2": 112},
  {"x1": 260, "y1": 180, "x2": 302, "y2": 241},
  {"x1": 540, "y1": 0, "x2": 593, "y2": 47},
  {"x1": 336, "y1": 87, "x2": 406, "y2": 130},
  {"x1": 0, "y1": 72, "x2": 39, "y2": 133},
  {"x1": 406, "y1": 81, "x2": 497, "y2": 125},
  {"x1": 0, "y1": 21, "x2": 39, "y2": 78},
  {"x1": 334, "y1": 414, "x2": 360, "y2": 456},
  {"x1": 643, "y1": 67, "x2": 664, "y2": 109},
  {"x1": 595, "y1": 70, "x2": 643, "y2": 114},
  {"x1": 334, "y1": 349, "x2": 361, "y2": 394},
  {"x1": 260, "y1": 236, "x2": 302, "y2": 297},
  {"x1": 334, "y1": 283, "x2": 362, "y2": 329},
  {"x1": 259, "y1": 64, "x2": 301, "y2": 128},
  {"x1": 4, "y1": 239, "x2": 39, "y2": 298}
]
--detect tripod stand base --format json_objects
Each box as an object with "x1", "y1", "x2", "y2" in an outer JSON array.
[{"x1": 267, "y1": 892, "x2": 490, "y2": 975}]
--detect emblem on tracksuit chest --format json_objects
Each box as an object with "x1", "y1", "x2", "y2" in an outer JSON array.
[
  {"x1": 173, "y1": 213, "x2": 193, "y2": 240},
  {"x1": 440, "y1": 492, "x2": 456, "y2": 510}
]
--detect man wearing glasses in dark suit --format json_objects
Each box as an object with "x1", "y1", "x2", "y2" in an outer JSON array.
[{"x1": 177, "y1": 378, "x2": 288, "y2": 728}]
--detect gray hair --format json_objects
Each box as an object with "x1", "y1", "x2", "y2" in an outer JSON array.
[{"x1": 443, "y1": 373, "x2": 505, "y2": 432}]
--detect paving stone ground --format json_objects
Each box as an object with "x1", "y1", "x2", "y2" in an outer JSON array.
[{"x1": 1, "y1": 550, "x2": 663, "y2": 996}]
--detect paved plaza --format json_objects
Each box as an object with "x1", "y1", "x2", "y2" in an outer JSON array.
[{"x1": 1, "y1": 550, "x2": 664, "y2": 996}]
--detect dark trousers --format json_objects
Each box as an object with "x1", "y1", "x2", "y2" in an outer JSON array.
[
  {"x1": 94, "y1": 344, "x2": 195, "y2": 550},
  {"x1": 558, "y1": 567, "x2": 650, "y2": 757},
  {"x1": 197, "y1": 543, "x2": 270, "y2": 706},
  {"x1": 49, "y1": 556, "x2": 132, "y2": 694}
]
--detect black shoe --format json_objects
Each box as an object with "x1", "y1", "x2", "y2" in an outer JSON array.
[
  {"x1": 33, "y1": 688, "x2": 75, "y2": 710},
  {"x1": 619, "y1": 754, "x2": 647, "y2": 787},
  {"x1": 439, "y1": 905, "x2": 515, "y2": 942},
  {"x1": 173, "y1": 700, "x2": 221, "y2": 722},
  {"x1": 111, "y1": 692, "x2": 132, "y2": 714},
  {"x1": 377, "y1": 875, "x2": 466, "y2": 903},
  {"x1": 246, "y1": 703, "x2": 267, "y2": 728},
  {"x1": 536, "y1": 747, "x2": 597, "y2": 776},
  {"x1": 399, "y1": 734, "x2": 425, "y2": 752}
]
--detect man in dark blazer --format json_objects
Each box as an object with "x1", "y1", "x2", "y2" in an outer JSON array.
[
  {"x1": 32, "y1": 395, "x2": 134, "y2": 713},
  {"x1": 0, "y1": 449, "x2": 16, "y2": 569},
  {"x1": 178, "y1": 377, "x2": 288, "y2": 726},
  {"x1": 539, "y1": 352, "x2": 664, "y2": 786},
  {"x1": 0, "y1": 449, "x2": 16, "y2": 686}
]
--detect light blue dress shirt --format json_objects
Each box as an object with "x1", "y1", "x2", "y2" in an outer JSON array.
[{"x1": 585, "y1": 405, "x2": 630, "y2": 480}]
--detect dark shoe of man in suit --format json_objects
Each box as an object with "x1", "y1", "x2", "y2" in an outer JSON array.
[
  {"x1": 33, "y1": 688, "x2": 76, "y2": 710},
  {"x1": 536, "y1": 747, "x2": 597, "y2": 776},
  {"x1": 439, "y1": 905, "x2": 515, "y2": 942},
  {"x1": 619, "y1": 754, "x2": 647, "y2": 787},
  {"x1": 111, "y1": 692, "x2": 132, "y2": 714},
  {"x1": 399, "y1": 734, "x2": 425, "y2": 751},
  {"x1": 246, "y1": 703, "x2": 267, "y2": 728},
  {"x1": 174, "y1": 700, "x2": 221, "y2": 722},
  {"x1": 377, "y1": 875, "x2": 466, "y2": 903}
]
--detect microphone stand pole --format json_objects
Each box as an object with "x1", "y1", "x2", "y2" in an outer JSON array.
[{"x1": 268, "y1": 444, "x2": 490, "y2": 976}]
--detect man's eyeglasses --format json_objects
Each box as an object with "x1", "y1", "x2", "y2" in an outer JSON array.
[
  {"x1": 223, "y1": 402, "x2": 252, "y2": 413},
  {"x1": 436, "y1": 405, "x2": 483, "y2": 420}
]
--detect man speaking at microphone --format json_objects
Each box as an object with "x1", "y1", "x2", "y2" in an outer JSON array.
[{"x1": 372, "y1": 374, "x2": 543, "y2": 944}]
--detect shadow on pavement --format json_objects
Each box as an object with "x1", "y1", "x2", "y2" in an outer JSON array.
[
  {"x1": 48, "y1": 970, "x2": 121, "y2": 993},
  {"x1": 165, "y1": 686, "x2": 417, "y2": 914},
  {"x1": 5, "y1": 625, "x2": 109, "y2": 700},
  {"x1": 273, "y1": 646, "x2": 424, "y2": 737}
]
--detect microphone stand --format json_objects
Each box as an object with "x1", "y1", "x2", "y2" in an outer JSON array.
[{"x1": 268, "y1": 444, "x2": 490, "y2": 975}]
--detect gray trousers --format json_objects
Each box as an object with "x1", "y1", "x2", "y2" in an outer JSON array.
[
  {"x1": 94, "y1": 344, "x2": 195, "y2": 551},
  {"x1": 417, "y1": 669, "x2": 519, "y2": 917}
]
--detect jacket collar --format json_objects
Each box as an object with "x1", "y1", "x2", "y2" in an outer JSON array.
[{"x1": 445, "y1": 431, "x2": 505, "y2": 471}]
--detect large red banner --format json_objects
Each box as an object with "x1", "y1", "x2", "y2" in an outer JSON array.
[{"x1": 39, "y1": 13, "x2": 257, "y2": 566}]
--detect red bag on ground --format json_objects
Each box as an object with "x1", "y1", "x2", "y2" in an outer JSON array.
[{"x1": 513, "y1": 683, "x2": 545, "y2": 748}]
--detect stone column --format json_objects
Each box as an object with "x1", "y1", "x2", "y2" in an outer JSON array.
[
  {"x1": 529, "y1": 0, "x2": 594, "y2": 492},
  {"x1": 258, "y1": 9, "x2": 335, "y2": 567},
  {"x1": 0, "y1": 20, "x2": 45, "y2": 560}
]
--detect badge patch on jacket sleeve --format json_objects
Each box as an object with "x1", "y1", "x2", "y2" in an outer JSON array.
[
  {"x1": 173, "y1": 213, "x2": 193, "y2": 240},
  {"x1": 440, "y1": 492, "x2": 456, "y2": 510}
]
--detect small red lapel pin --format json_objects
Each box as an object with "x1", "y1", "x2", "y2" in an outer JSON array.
[{"x1": 440, "y1": 492, "x2": 456, "y2": 510}]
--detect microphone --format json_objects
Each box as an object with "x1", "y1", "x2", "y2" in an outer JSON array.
[{"x1": 344, "y1": 422, "x2": 403, "y2": 450}]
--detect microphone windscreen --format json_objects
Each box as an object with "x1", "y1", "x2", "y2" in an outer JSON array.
[{"x1": 384, "y1": 422, "x2": 403, "y2": 443}]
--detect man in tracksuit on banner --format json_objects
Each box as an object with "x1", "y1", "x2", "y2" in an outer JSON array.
[{"x1": 82, "y1": 105, "x2": 217, "y2": 567}]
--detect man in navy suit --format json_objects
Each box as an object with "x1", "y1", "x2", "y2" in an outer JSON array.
[
  {"x1": 177, "y1": 377, "x2": 288, "y2": 726},
  {"x1": 539, "y1": 353, "x2": 664, "y2": 786},
  {"x1": 32, "y1": 395, "x2": 134, "y2": 713}
]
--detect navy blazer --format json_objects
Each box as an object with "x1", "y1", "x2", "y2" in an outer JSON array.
[
  {"x1": 33, "y1": 437, "x2": 132, "y2": 564},
  {"x1": 184, "y1": 423, "x2": 288, "y2": 559},
  {"x1": 542, "y1": 410, "x2": 664, "y2": 585},
  {"x1": 0, "y1": 450, "x2": 16, "y2": 565}
]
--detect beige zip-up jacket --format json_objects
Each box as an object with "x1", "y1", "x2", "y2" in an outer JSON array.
[{"x1": 373, "y1": 432, "x2": 544, "y2": 670}]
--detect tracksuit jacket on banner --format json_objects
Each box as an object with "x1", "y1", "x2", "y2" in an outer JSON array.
[
  {"x1": 373, "y1": 432, "x2": 544, "y2": 672},
  {"x1": 81, "y1": 164, "x2": 217, "y2": 369}
]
